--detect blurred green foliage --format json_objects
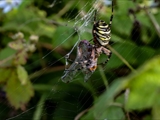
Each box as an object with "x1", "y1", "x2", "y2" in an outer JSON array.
[{"x1": 0, "y1": 0, "x2": 160, "y2": 119}]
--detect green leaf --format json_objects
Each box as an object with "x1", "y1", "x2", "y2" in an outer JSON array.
[
  {"x1": 17, "y1": 65, "x2": 28, "y2": 85},
  {"x1": 126, "y1": 56, "x2": 160, "y2": 110},
  {"x1": 93, "y1": 79, "x2": 126, "y2": 118},
  {"x1": 33, "y1": 94, "x2": 46, "y2": 120},
  {"x1": 0, "y1": 68, "x2": 12, "y2": 83},
  {"x1": 6, "y1": 70, "x2": 34, "y2": 109},
  {"x1": 108, "y1": 42, "x2": 137, "y2": 69},
  {"x1": 52, "y1": 26, "x2": 74, "y2": 48},
  {"x1": 99, "y1": 106, "x2": 125, "y2": 120},
  {"x1": 107, "y1": 42, "x2": 155, "y2": 69},
  {"x1": 152, "y1": 104, "x2": 160, "y2": 119},
  {"x1": 81, "y1": 108, "x2": 94, "y2": 120},
  {"x1": 37, "y1": 23, "x2": 55, "y2": 38},
  {"x1": 82, "y1": 79, "x2": 126, "y2": 119},
  {"x1": 83, "y1": 56, "x2": 160, "y2": 119},
  {"x1": 0, "y1": 47, "x2": 16, "y2": 60}
]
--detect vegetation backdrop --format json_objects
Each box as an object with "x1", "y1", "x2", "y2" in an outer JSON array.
[{"x1": 0, "y1": 0, "x2": 160, "y2": 120}]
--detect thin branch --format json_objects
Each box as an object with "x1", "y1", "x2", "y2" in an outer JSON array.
[
  {"x1": 74, "y1": 107, "x2": 92, "y2": 120},
  {"x1": 0, "y1": 55, "x2": 14, "y2": 67},
  {"x1": 144, "y1": 7, "x2": 160, "y2": 38},
  {"x1": 57, "y1": 1, "x2": 75, "y2": 17},
  {"x1": 124, "y1": 89, "x2": 131, "y2": 120},
  {"x1": 129, "y1": 2, "x2": 160, "y2": 38},
  {"x1": 29, "y1": 66, "x2": 64, "y2": 80}
]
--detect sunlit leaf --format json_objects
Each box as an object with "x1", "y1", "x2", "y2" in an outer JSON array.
[
  {"x1": 0, "y1": 68, "x2": 12, "y2": 83},
  {"x1": 6, "y1": 70, "x2": 34, "y2": 109},
  {"x1": 17, "y1": 65, "x2": 28, "y2": 85},
  {"x1": 126, "y1": 56, "x2": 160, "y2": 110}
]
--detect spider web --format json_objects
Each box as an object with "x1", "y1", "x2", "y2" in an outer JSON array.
[{"x1": 1, "y1": 0, "x2": 159, "y2": 120}]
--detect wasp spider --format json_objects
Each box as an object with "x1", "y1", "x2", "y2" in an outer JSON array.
[
  {"x1": 92, "y1": 1, "x2": 113, "y2": 65},
  {"x1": 61, "y1": 1, "x2": 113, "y2": 83}
]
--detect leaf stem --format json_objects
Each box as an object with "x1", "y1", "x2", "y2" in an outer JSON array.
[
  {"x1": 33, "y1": 94, "x2": 46, "y2": 120},
  {"x1": 144, "y1": 7, "x2": 160, "y2": 38},
  {"x1": 98, "y1": 66, "x2": 108, "y2": 89},
  {"x1": 108, "y1": 45, "x2": 136, "y2": 72}
]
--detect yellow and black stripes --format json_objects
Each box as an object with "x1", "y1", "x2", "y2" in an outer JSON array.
[
  {"x1": 93, "y1": 20, "x2": 111, "y2": 46},
  {"x1": 92, "y1": 1, "x2": 113, "y2": 46}
]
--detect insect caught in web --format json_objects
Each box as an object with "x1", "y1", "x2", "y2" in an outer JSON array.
[
  {"x1": 61, "y1": 40, "x2": 98, "y2": 83},
  {"x1": 61, "y1": 1, "x2": 113, "y2": 83}
]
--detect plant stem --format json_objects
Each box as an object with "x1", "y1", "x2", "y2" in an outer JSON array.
[
  {"x1": 108, "y1": 45, "x2": 136, "y2": 72},
  {"x1": 144, "y1": 7, "x2": 160, "y2": 38},
  {"x1": 98, "y1": 66, "x2": 108, "y2": 89}
]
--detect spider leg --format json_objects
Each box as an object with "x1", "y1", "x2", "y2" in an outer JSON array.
[
  {"x1": 64, "y1": 53, "x2": 71, "y2": 70},
  {"x1": 94, "y1": 10, "x2": 97, "y2": 24},
  {"x1": 65, "y1": 52, "x2": 74, "y2": 63},
  {"x1": 109, "y1": 1, "x2": 114, "y2": 27},
  {"x1": 62, "y1": 58, "x2": 89, "y2": 83},
  {"x1": 99, "y1": 47, "x2": 112, "y2": 67},
  {"x1": 65, "y1": 60, "x2": 88, "y2": 71}
]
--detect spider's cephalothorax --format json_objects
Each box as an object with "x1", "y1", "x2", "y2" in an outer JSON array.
[{"x1": 92, "y1": 2, "x2": 113, "y2": 46}]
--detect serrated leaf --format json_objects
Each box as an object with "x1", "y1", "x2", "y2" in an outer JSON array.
[
  {"x1": 17, "y1": 65, "x2": 28, "y2": 85},
  {"x1": 0, "y1": 68, "x2": 12, "y2": 83},
  {"x1": 6, "y1": 70, "x2": 34, "y2": 109}
]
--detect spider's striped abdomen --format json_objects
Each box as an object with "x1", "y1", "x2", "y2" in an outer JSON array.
[{"x1": 93, "y1": 20, "x2": 111, "y2": 46}]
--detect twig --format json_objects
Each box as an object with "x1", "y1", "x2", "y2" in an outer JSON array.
[
  {"x1": 124, "y1": 89, "x2": 131, "y2": 120},
  {"x1": 130, "y1": 1, "x2": 160, "y2": 38},
  {"x1": 144, "y1": 7, "x2": 160, "y2": 38},
  {"x1": 29, "y1": 66, "x2": 64, "y2": 80},
  {"x1": 0, "y1": 55, "x2": 14, "y2": 67},
  {"x1": 57, "y1": 1, "x2": 75, "y2": 17},
  {"x1": 74, "y1": 107, "x2": 92, "y2": 120}
]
